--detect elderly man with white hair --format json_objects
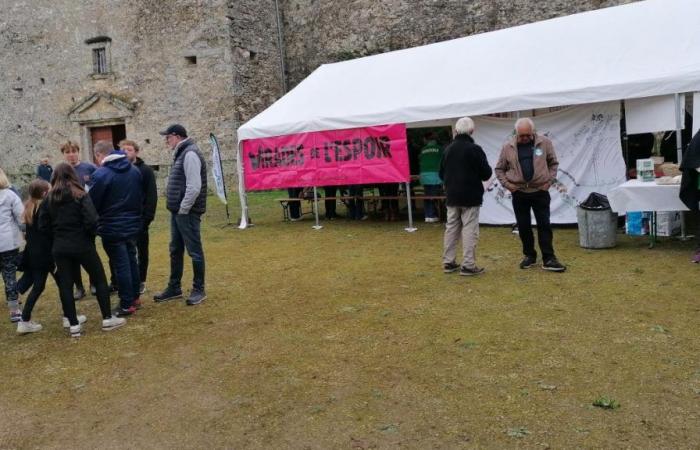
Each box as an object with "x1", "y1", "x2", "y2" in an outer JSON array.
[
  {"x1": 438, "y1": 117, "x2": 492, "y2": 276},
  {"x1": 495, "y1": 118, "x2": 566, "y2": 272}
]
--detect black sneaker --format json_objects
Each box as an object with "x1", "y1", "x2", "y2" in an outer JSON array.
[
  {"x1": 542, "y1": 258, "x2": 567, "y2": 272},
  {"x1": 153, "y1": 287, "x2": 183, "y2": 303},
  {"x1": 460, "y1": 266, "x2": 485, "y2": 276},
  {"x1": 443, "y1": 262, "x2": 460, "y2": 273},
  {"x1": 108, "y1": 284, "x2": 119, "y2": 295},
  {"x1": 186, "y1": 290, "x2": 207, "y2": 306},
  {"x1": 519, "y1": 256, "x2": 537, "y2": 269},
  {"x1": 113, "y1": 306, "x2": 136, "y2": 317}
]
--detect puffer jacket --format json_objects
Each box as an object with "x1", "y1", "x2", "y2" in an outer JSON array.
[
  {"x1": 89, "y1": 151, "x2": 143, "y2": 241},
  {"x1": 0, "y1": 189, "x2": 23, "y2": 252}
]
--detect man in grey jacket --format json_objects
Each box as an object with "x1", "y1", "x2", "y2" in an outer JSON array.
[{"x1": 154, "y1": 124, "x2": 208, "y2": 305}]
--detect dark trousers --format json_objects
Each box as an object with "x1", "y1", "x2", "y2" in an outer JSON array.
[
  {"x1": 423, "y1": 184, "x2": 442, "y2": 219},
  {"x1": 54, "y1": 249, "x2": 112, "y2": 325},
  {"x1": 137, "y1": 227, "x2": 150, "y2": 283},
  {"x1": 347, "y1": 186, "x2": 365, "y2": 220},
  {"x1": 512, "y1": 190, "x2": 555, "y2": 261},
  {"x1": 169, "y1": 213, "x2": 205, "y2": 292},
  {"x1": 378, "y1": 183, "x2": 399, "y2": 219},
  {"x1": 103, "y1": 238, "x2": 140, "y2": 309},
  {"x1": 0, "y1": 249, "x2": 19, "y2": 306},
  {"x1": 287, "y1": 188, "x2": 303, "y2": 219},
  {"x1": 19, "y1": 268, "x2": 51, "y2": 322},
  {"x1": 323, "y1": 186, "x2": 338, "y2": 219}
]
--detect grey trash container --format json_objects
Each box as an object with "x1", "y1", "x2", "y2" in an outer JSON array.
[{"x1": 577, "y1": 207, "x2": 618, "y2": 248}]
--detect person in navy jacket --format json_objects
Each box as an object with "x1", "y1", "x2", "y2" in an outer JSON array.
[{"x1": 89, "y1": 140, "x2": 143, "y2": 316}]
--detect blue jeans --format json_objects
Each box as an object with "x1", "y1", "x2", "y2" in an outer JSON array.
[
  {"x1": 423, "y1": 184, "x2": 442, "y2": 219},
  {"x1": 169, "y1": 213, "x2": 205, "y2": 292},
  {"x1": 102, "y1": 238, "x2": 140, "y2": 309}
]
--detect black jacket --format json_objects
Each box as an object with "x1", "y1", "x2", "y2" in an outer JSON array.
[
  {"x1": 22, "y1": 203, "x2": 54, "y2": 271},
  {"x1": 680, "y1": 130, "x2": 700, "y2": 211},
  {"x1": 135, "y1": 157, "x2": 158, "y2": 226},
  {"x1": 439, "y1": 134, "x2": 493, "y2": 207},
  {"x1": 39, "y1": 194, "x2": 99, "y2": 255}
]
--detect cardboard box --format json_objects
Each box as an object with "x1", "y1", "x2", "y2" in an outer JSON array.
[
  {"x1": 625, "y1": 211, "x2": 649, "y2": 235},
  {"x1": 656, "y1": 211, "x2": 681, "y2": 237},
  {"x1": 636, "y1": 158, "x2": 655, "y2": 182}
]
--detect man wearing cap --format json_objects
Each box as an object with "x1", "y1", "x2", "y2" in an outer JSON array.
[{"x1": 154, "y1": 124, "x2": 208, "y2": 305}]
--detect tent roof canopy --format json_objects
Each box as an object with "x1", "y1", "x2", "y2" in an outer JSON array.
[{"x1": 238, "y1": 0, "x2": 700, "y2": 141}]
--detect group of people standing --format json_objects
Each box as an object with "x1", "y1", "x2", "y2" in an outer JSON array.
[
  {"x1": 440, "y1": 116, "x2": 567, "y2": 275},
  {"x1": 0, "y1": 123, "x2": 208, "y2": 337}
]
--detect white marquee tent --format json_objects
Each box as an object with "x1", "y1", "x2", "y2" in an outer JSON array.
[{"x1": 236, "y1": 0, "x2": 700, "y2": 227}]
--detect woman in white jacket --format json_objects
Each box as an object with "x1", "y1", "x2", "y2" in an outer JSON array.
[{"x1": 0, "y1": 168, "x2": 24, "y2": 322}]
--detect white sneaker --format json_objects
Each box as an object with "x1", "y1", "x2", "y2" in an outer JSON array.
[
  {"x1": 69, "y1": 324, "x2": 82, "y2": 338},
  {"x1": 425, "y1": 217, "x2": 439, "y2": 223},
  {"x1": 17, "y1": 320, "x2": 43, "y2": 334},
  {"x1": 62, "y1": 315, "x2": 87, "y2": 328},
  {"x1": 102, "y1": 316, "x2": 126, "y2": 331}
]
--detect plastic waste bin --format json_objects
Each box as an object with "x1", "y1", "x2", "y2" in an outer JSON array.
[{"x1": 577, "y1": 193, "x2": 618, "y2": 249}]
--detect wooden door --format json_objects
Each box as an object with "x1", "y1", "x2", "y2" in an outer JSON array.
[{"x1": 90, "y1": 126, "x2": 113, "y2": 163}]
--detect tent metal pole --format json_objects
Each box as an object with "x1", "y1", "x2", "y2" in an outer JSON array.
[
  {"x1": 675, "y1": 93, "x2": 683, "y2": 163},
  {"x1": 404, "y1": 181, "x2": 417, "y2": 232},
  {"x1": 236, "y1": 141, "x2": 249, "y2": 229},
  {"x1": 674, "y1": 93, "x2": 691, "y2": 239},
  {"x1": 312, "y1": 186, "x2": 323, "y2": 230}
]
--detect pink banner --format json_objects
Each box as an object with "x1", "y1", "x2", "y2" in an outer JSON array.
[{"x1": 242, "y1": 124, "x2": 409, "y2": 190}]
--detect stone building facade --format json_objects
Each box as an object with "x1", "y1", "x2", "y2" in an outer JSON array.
[{"x1": 1, "y1": 0, "x2": 636, "y2": 184}]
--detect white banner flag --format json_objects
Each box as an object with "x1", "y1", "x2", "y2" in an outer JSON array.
[
  {"x1": 472, "y1": 101, "x2": 626, "y2": 224},
  {"x1": 209, "y1": 133, "x2": 228, "y2": 205}
]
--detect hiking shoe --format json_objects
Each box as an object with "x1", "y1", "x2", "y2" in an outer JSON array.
[
  {"x1": 443, "y1": 262, "x2": 460, "y2": 273},
  {"x1": 460, "y1": 266, "x2": 486, "y2": 276},
  {"x1": 69, "y1": 324, "x2": 82, "y2": 338},
  {"x1": 692, "y1": 250, "x2": 700, "y2": 263},
  {"x1": 62, "y1": 315, "x2": 87, "y2": 328},
  {"x1": 153, "y1": 287, "x2": 183, "y2": 303},
  {"x1": 102, "y1": 316, "x2": 126, "y2": 331},
  {"x1": 17, "y1": 320, "x2": 42, "y2": 334},
  {"x1": 139, "y1": 282, "x2": 146, "y2": 295},
  {"x1": 73, "y1": 287, "x2": 86, "y2": 301},
  {"x1": 9, "y1": 310, "x2": 21, "y2": 323},
  {"x1": 542, "y1": 258, "x2": 567, "y2": 272},
  {"x1": 186, "y1": 290, "x2": 207, "y2": 306},
  {"x1": 133, "y1": 298, "x2": 143, "y2": 310},
  {"x1": 113, "y1": 306, "x2": 136, "y2": 317},
  {"x1": 519, "y1": 256, "x2": 537, "y2": 269}
]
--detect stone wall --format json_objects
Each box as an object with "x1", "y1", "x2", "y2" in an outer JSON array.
[
  {"x1": 280, "y1": 0, "x2": 639, "y2": 88},
  {"x1": 0, "y1": 0, "x2": 235, "y2": 183}
]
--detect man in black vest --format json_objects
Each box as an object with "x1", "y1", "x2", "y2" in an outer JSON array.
[{"x1": 154, "y1": 124, "x2": 208, "y2": 306}]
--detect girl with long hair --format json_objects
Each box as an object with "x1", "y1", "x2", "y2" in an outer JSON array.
[
  {"x1": 16, "y1": 179, "x2": 82, "y2": 333},
  {"x1": 0, "y1": 167, "x2": 24, "y2": 322},
  {"x1": 39, "y1": 163, "x2": 125, "y2": 337}
]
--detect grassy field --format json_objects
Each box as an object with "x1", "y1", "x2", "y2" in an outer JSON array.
[{"x1": 1, "y1": 192, "x2": 699, "y2": 449}]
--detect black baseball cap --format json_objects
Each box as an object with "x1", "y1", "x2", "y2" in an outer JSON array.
[{"x1": 159, "y1": 124, "x2": 188, "y2": 138}]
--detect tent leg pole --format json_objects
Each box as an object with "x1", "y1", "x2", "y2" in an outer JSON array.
[
  {"x1": 312, "y1": 186, "x2": 323, "y2": 230},
  {"x1": 236, "y1": 141, "x2": 249, "y2": 229},
  {"x1": 404, "y1": 182, "x2": 417, "y2": 232},
  {"x1": 675, "y1": 93, "x2": 692, "y2": 240}
]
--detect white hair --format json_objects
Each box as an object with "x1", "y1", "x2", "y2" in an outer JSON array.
[
  {"x1": 514, "y1": 117, "x2": 535, "y2": 132},
  {"x1": 454, "y1": 117, "x2": 475, "y2": 135}
]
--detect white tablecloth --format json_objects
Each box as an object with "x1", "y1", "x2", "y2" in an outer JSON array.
[{"x1": 608, "y1": 179, "x2": 688, "y2": 213}]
